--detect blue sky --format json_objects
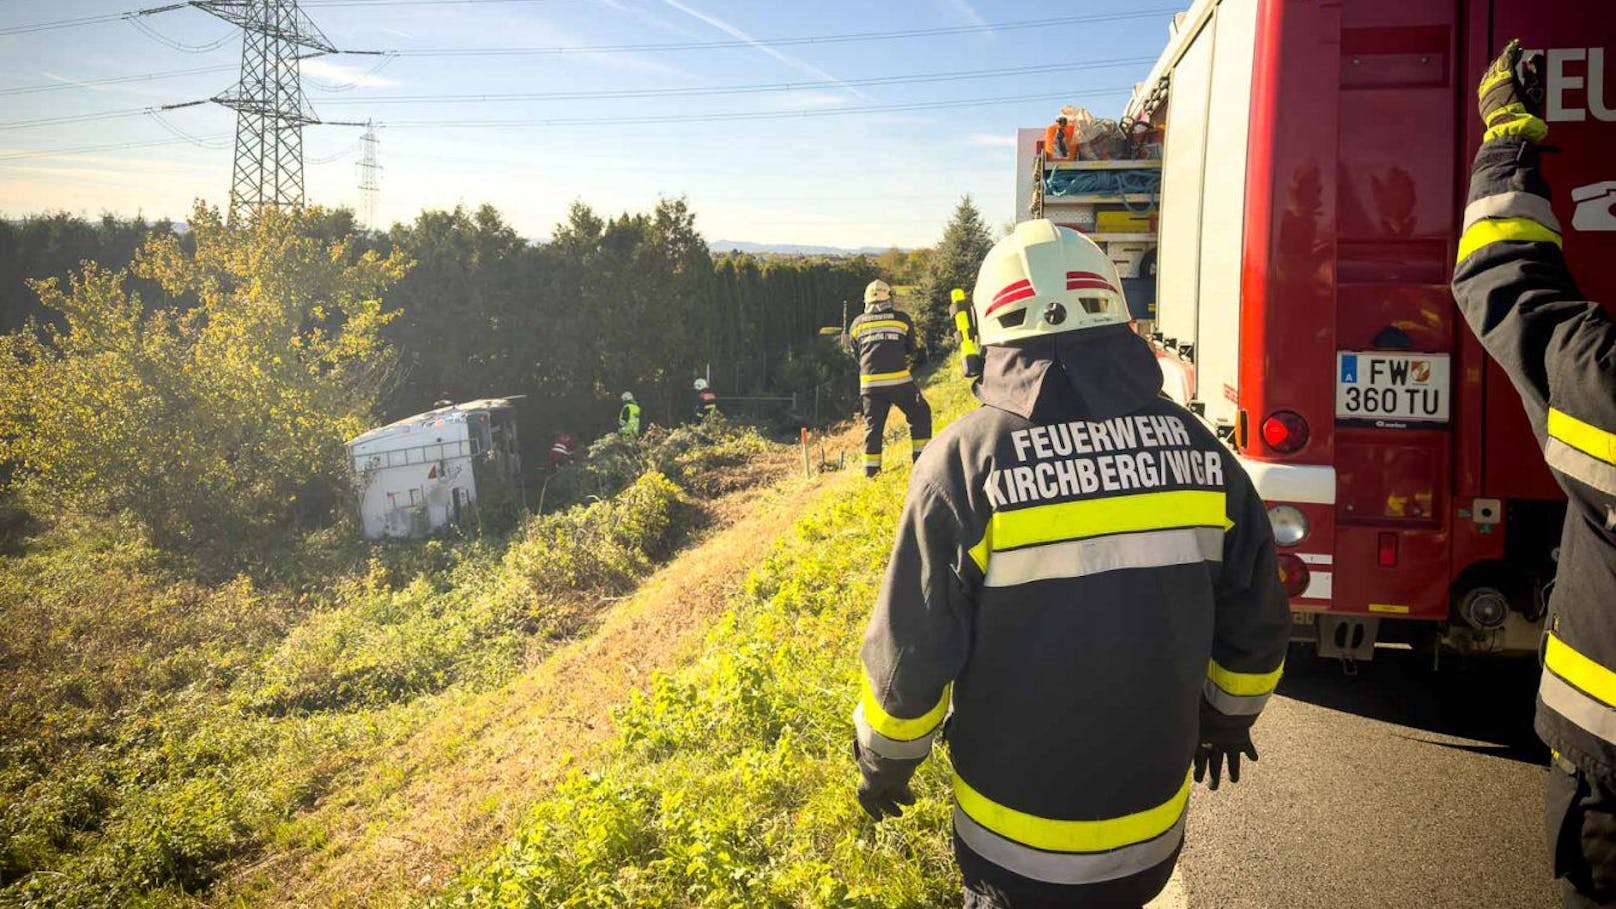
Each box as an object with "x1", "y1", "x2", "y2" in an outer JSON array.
[{"x1": 0, "y1": 0, "x2": 1174, "y2": 248}]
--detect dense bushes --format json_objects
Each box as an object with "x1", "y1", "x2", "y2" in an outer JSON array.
[
  {"x1": 437, "y1": 372, "x2": 976, "y2": 909},
  {"x1": 0, "y1": 467, "x2": 700, "y2": 907},
  {"x1": 0, "y1": 204, "x2": 408, "y2": 562}
]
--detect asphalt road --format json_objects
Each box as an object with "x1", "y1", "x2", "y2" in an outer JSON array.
[{"x1": 1171, "y1": 647, "x2": 1557, "y2": 909}]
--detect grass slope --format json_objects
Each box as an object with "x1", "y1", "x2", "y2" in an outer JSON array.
[
  {"x1": 0, "y1": 425, "x2": 769, "y2": 908},
  {"x1": 435, "y1": 370, "x2": 979, "y2": 908}
]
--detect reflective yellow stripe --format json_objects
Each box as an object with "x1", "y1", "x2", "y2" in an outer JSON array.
[
  {"x1": 859, "y1": 676, "x2": 949, "y2": 741},
  {"x1": 1549, "y1": 408, "x2": 1616, "y2": 465},
  {"x1": 967, "y1": 533, "x2": 990, "y2": 574},
  {"x1": 853, "y1": 319, "x2": 909, "y2": 337},
  {"x1": 861, "y1": 369, "x2": 912, "y2": 383},
  {"x1": 1207, "y1": 658, "x2": 1283, "y2": 697},
  {"x1": 1456, "y1": 216, "x2": 1562, "y2": 263},
  {"x1": 863, "y1": 453, "x2": 882, "y2": 465},
  {"x1": 990, "y1": 489, "x2": 1230, "y2": 552},
  {"x1": 912, "y1": 437, "x2": 930, "y2": 451},
  {"x1": 1546, "y1": 633, "x2": 1616, "y2": 708},
  {"x1": 954, "y1": 770, "x2": 1192, "y2": 854}
]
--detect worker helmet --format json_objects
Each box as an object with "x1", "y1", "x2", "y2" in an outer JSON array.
[
  {"x1": 863, "y1": 279, "x2": 893, "y2": 307},
  {"x1": 971, "y1": 219, "x2": 1129, "y2": 346},
  {"x1": 693, "y1": 377, "x2": 709, "y2": 391},
  {"x1": 621, "y1": 391, "x2": 635, "y2": 402}
]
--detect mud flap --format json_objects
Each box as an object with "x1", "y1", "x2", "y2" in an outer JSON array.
[{"x1": 1316, "y1": 615, "x2": 1379, "y2": 661}]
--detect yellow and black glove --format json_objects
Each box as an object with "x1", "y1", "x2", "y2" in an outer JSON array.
[{"x1": 1478, "y1": 38, "x2": 1547, "y2": 144}]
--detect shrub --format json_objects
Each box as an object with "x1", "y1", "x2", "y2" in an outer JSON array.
[{"x1": 0, "y1": 203, "x2": 410, "y2": 562}]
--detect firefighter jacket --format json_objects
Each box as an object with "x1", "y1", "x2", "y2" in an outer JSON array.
[
  {"x1": 618, "y1": 401, "x2": 642, "y2": 436},
  {"x1": 1452, "y1": 138, "x2": 1616, "y2": 780},
  {"x1": 854, "y1": 324, "x2": 1291, "y2": 895},
  {"x1": 850, "y1": 306, "x2": 918, "y2": 393}
]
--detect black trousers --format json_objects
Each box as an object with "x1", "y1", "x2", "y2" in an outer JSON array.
[
  {"x1": 1549, "y1": 761, "x2": 1616, "y2": 908},
  {"x1": 861, "y1": 382, "x2": 932, "y2": 476},
  {"x1": 956, "y1": 831, "x2": 1179, "y2": 909}
]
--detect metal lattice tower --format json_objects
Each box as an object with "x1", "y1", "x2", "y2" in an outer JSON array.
[
  {"x1": 357, "y1": 119, "x2": 381, "y2": 229},
  {"x1": 195, "y1": 0, "x2": 338, "y2": 216}
]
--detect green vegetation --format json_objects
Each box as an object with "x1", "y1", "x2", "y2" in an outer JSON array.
[
  {"x1": 915, "y1": 196, "x2": 997, "y2": 350},
  {"x1": 437, "y1": 371, "x2": 978, "y2": 909},
  {"x1": 1, "y1": 191, "x2": 965, "y2": 907},
  {"x1": 0, "y1": 203, "x2": 407, "y2": 560},
  {"x1": 0, "y1": 452, "x2": 755, "y2": 907}
]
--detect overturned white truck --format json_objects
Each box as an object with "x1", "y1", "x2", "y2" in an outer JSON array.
[{"x1": 346, "y1": 398, "x2": 521, "y2": 540}]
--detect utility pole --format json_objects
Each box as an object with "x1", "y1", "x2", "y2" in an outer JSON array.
[
  {"x1": 193, "y1": 0, "x2": 340, "y2": 217},
  {"x1": 357, "y1": 119, "x2": 381, "y2": 230}
]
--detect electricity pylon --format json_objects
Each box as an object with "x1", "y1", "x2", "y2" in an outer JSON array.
[
  {"x1": 357, "y1": 119, "x2": 381, "y2": 229},
  {"x1": 194, "y1": 0, "x2": 338, "y2": 216}
]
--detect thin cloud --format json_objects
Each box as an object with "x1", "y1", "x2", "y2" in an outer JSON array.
[
  {"x1": 943, "y1": 0, "x2": 990, "y2": 28},
  {"x1": 654, "y1": 0, "x2": 873, "y2": 101},
  {"x1": 966, "y1": 132, "x2": 1017, "y2": 147},
  {"x1": 301, "y1": 57, "x2": 400, "y2": 89},
  {"x1": 592, "y1": 0, "x2": 704, "y2": 40}
]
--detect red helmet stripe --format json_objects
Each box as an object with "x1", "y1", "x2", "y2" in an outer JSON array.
[
  {"x1": 990, "y1": 278, "x2": 1032, "y2": 305},
  {"x1": 1066, "y1": 279, "x2": 1118, "y2": 293},
  {"x1": 984, "y1": 284, "x2": 1037, "y2": 317}
]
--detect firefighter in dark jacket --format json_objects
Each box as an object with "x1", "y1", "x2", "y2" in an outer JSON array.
[
  {"x1": 852, "y1": 220, "x2": 1291, "y2": 908},
  {"x1": 1452, "y1": 41, "x2": 1616, "y2": 909},
  {"x1": 850, "y1": 279, "x2": 932, "y2": 477}
]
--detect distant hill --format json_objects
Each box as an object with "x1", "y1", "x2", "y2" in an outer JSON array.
[{"x1": 709, "y1": 240, "x2": 905, "y2": 257}]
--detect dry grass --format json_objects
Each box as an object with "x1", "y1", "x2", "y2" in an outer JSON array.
[{"x1": 214, "y1": 423, "x2": 872, "y2": 908}]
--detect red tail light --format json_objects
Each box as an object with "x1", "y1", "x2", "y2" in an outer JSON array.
[
  {"x1": 1378, "y1": 532, "x2": 1399, "y2": 567},
  {"x1": 1276, "y1": 553, "x2": 1310, "y2": 597},
  {"x1": 1260, "y1": 410, "x2": 1310, "y2": 454}
]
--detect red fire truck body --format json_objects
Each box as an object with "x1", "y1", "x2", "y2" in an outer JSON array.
[{"x1": 1131, "y1": 0, "x2": 1616, "y2": 658}]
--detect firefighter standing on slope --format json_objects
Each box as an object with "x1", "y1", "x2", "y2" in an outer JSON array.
[
  {"x1": 618, "y1": 391, "x2": 642, "y2": 437},
  {"x1": 851, "y1": 220, "x2": 1291, "y2": 908},
  {"x1": 850, "y1": 279, "x2": 932, "y2": 477},
  {"x1": 1452, "y1": 41, "x2": 1616, "y2": 909}
]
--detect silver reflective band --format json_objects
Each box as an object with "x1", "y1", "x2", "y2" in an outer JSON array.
[
  {"x1": 1202, "y1": 677, "x2": 1270, "y2": 716},
  {"x1": 984, "y1": 526, "x2": 1223, "y2": 588},
  {"x1": 1546, "y1": 437, "x2": 1616, "y2": 497},
  {"x1": 1462, "y1": 191, "x2": 1562, "y2": 234},
  {"x1": 1541, "y1": 669, "x2": 1616, "y2": 744},
  {"x1": 953, "y1": 805, "x2": 1186, "y2": 886},
  {"x1": 853, "y1": 703, "x2": 937, "y2": 760}
]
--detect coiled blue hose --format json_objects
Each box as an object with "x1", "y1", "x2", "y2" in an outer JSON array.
[{"x1": 1044, "y1": 169, "x2": 1161, "y2": 214}]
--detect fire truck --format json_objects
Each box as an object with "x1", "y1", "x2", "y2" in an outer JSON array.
[{"x1": 1097, "y1": 0, "x2": 1615, "y2": 660}]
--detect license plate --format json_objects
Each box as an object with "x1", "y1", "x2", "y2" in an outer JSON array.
[{"x1": 1335, "y1": 352, "x2": 1450, "y2": 424}]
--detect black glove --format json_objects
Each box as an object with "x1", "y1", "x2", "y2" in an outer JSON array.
[
  {"x1": 1195, "y1": 733, "x2": 1257, "y2": 791},
  {"x1": 852, "y1": 740, "x2": 919, "y2": 821},
  {"x1": 1194, "y1": 701, "x2": 1258, "y2": 791},
  {"x1": 1478, "y1": 38, "x2": 1547, "y2": 144},
  {"x1": 962, "y1": 353, "x2": 984, "y2": 379}
]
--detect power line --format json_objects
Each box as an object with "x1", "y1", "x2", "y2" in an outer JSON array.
[
  {"x1": 0, "y1": 136, "x2": 227, "y2": 163},
  {"x1": 390, "y1": 10, "x2": 1179, "y2": 57},
  {"x1": 0, "y1": 64, "x2": 239, "y2": 98},
  {"x1": 0, "y1": 1, "x2": 189, "y2": 37},
  {"x1": 318, "y1": 56, "x2": 1154, "y2": 105},
  {"x1": 378, "y1": 87, "x2": 1132, "y2": 129}
]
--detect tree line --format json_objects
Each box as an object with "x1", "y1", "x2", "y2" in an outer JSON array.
[{"x1": 0, "y1": 197, "x2": 1008, "y2": 560}]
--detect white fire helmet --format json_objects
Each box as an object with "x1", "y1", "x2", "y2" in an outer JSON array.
[
  {"x1": 693, "y1": 377, "x2": 709, "y2": 391},
  {"x1": 971, "y1": 219, "x2": 1129, "y2": 346},
  {"x1": 621, "y1": 391, "x2": 635, "y2": 402},
  {"x1": 863, "y1": 279, "x2": 893, "y2": 307}
]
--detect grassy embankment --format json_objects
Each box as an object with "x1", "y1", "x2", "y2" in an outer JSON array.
[
  {"x1": 0, "y1": 421, "x2": 775, "y2": 909},
  {"x1": 434, "y1": 369, "x2": 979, "y2": 908}
]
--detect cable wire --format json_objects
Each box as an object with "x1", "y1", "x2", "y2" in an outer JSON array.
[
  {"x1": 0, "y1": 135, "x2": 230, "y2": 163},
  {"x1": 318, "y1": 56, "x2": 1153, "y2": 105},
  {"x1": 126, "y1": 15, "x2": 237, "y2": 53},
  {"x1": 0, "y1": 63, "x2": 238, "y2": 98},
  {"x1": 391, "y1": 10, "x2": 1180, "y2": 57},
  {"x1": 379, "y1": 86, "x2": 1134, "y2": 129}
]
